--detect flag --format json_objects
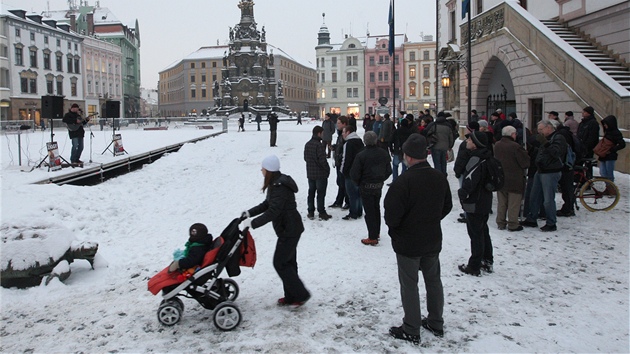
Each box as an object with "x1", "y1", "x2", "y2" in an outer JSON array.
[
  {"x1": 462, "y1": 0, "x2": 470, "y2": 19},
  {"x1": 388, "y1": 0, "x2": 394, "y2": 56}
]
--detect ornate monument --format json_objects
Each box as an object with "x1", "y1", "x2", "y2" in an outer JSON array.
[{"x1": 216, "y1": 0, "x2": 286, "y2": 114}]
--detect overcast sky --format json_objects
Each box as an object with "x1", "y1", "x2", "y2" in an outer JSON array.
[{"x1": 5, "y1": 0, "x2": 437, "y2": 89}]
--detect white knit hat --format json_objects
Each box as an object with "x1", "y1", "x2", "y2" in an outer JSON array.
[{"x1": 261, "y1": 155, "x2": 280, "y2": 172}]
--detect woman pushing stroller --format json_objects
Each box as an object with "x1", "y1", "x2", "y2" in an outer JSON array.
[{"x1": 240, "y1": 155, "x2": 311, "y2": 307}]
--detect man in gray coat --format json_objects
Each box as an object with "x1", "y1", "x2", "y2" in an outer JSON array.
[
  {"x1": 494, "y1": 126, "x2": 530, "y2": 231},
  {"x1": 422, "y1": 112, "x2": 455, "y2": 176}
]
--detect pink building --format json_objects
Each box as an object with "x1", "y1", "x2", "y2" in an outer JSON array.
[{"x1": 364, "y1": 34, "x2": 406, "y2": 116}]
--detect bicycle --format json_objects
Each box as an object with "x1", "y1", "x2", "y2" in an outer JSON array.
[{"x1": 573, "y1": 158, "x2": 620, "y2": 212}]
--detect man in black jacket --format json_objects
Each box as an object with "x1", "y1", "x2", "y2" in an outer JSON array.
[
  {"x1": 268, "y1": 112, "x2": 279, "y2": 147},
  {"x1": 340, "y1": 125, "x2": 364, "y2": 220},
  {"x1": 330, "y1": 116, "x2": 349, "y2": 208},
  {"x1": 62, "y1": 103, "x2": 89, "y2": 165},
  {"x1": 350, "y1": 131, "x2": 392, "y2": 245},
  {"x1": 521, "y1": 120, "x2": 567, "y2": 232},
  {"x1": 385, "y1": 133, "x2": 452, "y2": 345},
  {"x1": 577, "y1": 106, "x2": 599, "y2": 178},
  {"x1": 458, "y1": 131, "x2": 494, "y2": 276},
  {"x1": 304, "y1": 126, "x2": 331, "y2": 221}
]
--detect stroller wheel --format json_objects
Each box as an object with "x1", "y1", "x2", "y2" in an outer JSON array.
[
  {"x1": 160, "y1": 297, "x2": 184, "y2": 312},
  {"x1": 157, "y1": 301, "x2": 182, "y2": 326},
  {"x1": 213, "y1": 301, "x2": 242, "y2": 331},
  {"x1": 223, "y1": 279, "x2": 239, "y2": 301}
]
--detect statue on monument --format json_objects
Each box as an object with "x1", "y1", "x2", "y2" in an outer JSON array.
[
  {"x1": 229, "y1": 27, "x2": 234, "y2": 41},
  {"x1": 261, "y1": 26, "x2": 266, "y2": 42},
  {"x1": 269, "y1": 49, "x2": 274, "y2": 66},
  {"x1": 277, "y1": 79, "x2": 283, "y2": 96},
  {"x1": 213, "y1": 81, "x2": 220, "y2": 97}
]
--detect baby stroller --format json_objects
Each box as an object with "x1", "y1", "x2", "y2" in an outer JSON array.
[{"x1": 148, "y1": 217, "x2": 255, "y2": 330}]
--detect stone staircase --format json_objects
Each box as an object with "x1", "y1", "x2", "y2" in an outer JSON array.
[{"x1": 541, "y1": 20, "x2": 630, "y2": 91}]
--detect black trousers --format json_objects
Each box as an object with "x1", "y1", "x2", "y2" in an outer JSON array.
[
  {"x1": 273, "y1": 236, "x2": 309, "y2": 303},
  {"x1": 559, "y1": 169, "x2": 575, "y2": 212},
  {"x1": 270, "y1": 130, "x2": 277, "y2": 146},
  {"x1": 334, "y1": 168, "x2": 348, "y2": 205},
  {"x1": 360, "y1": 189, "x2": 382, "y2": 240},
  {"x1": 465, "y1": 212, "x2": 493, "y2": 271}
]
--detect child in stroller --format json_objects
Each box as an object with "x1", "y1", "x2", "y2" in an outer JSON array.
[{"x1": 148, "y1": 218, "x2": 256, "y2": 330}]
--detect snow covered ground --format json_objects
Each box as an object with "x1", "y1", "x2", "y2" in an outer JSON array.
[{"x1": 1, "y1": 118, "x2": 628, "y2": 352}]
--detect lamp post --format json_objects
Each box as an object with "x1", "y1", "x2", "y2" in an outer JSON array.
[{"x1": 441, "y1": 69, "x2": 450, "y2": 89}]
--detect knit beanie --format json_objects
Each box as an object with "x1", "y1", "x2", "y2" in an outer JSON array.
[
  {"x1": 402, "y1": 133, "x2": 428, "y2": 159},
  {"x1": 261, "y1": 155, "x2": 280, "y2": 172},
  {"x1": 471, "y1": 131, "x2": 488, "y2": 148},
  {"x1": 583, "y1": 106, "x2": 594, "y2": 116}
]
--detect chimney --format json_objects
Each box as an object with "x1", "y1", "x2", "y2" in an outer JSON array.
[
  {"x1": 70, "y1": 14, "x2": 77, "y2": 32},
  {"x1": 87, "y1": 13, "x2": 94, "y2": 35}
]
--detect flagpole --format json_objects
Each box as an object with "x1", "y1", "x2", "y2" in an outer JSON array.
[{"x1": 391, "y1": 0, "x2": 396, "y2": 119}]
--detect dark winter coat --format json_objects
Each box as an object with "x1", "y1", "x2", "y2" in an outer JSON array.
[
  {"x1": 577, "y1": 114, "x2": 600, "y2": 158},
  {"x1": 391, "y1": 124, "x2": 414, "y2": 157},
  {"x1": 304, "y1": 135, "x2": 330, "y2": 180},
  {"x1": 62, "y1": 110, "x2": 86, "y2": 139},
  {"x1": 268, "y1": 114, "x2": 279, "y2": 131},
  {"x1": 255, "y1": 113, "x2": 262, "y2": 123},
  {"x1": 178, "y1": 233, "x2": 215, "y2": 269},
  {"x1": 536, "y1": 131, "x2": 567, "y2": 173},
  {"x1": 379, "y1": 118, "x2": 395, "y2": 144},
  {"x1": 341, "y1": 132, "x2": 364, "y2": 177},
  {"x1": 599, "y1": 115, "x2": 626, "y2": 161},
  {"x1": 248, "y1": 174, "x2": 305, "y2": 238},
  {"x1": 384, "y1": 161, "x2": 452, "y2": 257},
  {"x1": 350, "y1": 145, "x2": 392, "y2": 192},
  {"x1": 372, "y1": 120, "x2": 383, "y2": 137},
  {"x1": 453, "y1": 141, "x2": 471, "y2": 179},
  {"x1": 494, "y1": 136, "x2": 530, "y2": 194},
  {"x1": 458, "y1": 147, "x2": 493, "y2": 215},
  {"x1": 423, "y1": 116, "x2": 454, "y2": 151},
  {"x1": 322, "y1": 119, "x2": 335, "y2": 142}
]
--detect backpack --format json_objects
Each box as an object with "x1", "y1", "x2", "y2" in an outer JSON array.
[
  {"x1": 564, "y1": 144, "x2": 576, "y2": 169},
  {"x1": 482, "y1": 157, "x2": 505, "y2": 192},
  {"x1": 239, "y1": 231, "x2": 257, "y2": 268}
]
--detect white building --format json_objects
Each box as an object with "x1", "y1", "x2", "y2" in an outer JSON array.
[
  {"x1": 315, "y1": 17, "x2": 366, "y2": 118},
  {"x1": 403, "y1": 38, "x2": 437, "y2": 116},
  {"x1": 82, "y1": 36, "x2": 123, "y2": 118},
  {"x1": 1, "y1": 9, "x2": 84, "y2": 124}
]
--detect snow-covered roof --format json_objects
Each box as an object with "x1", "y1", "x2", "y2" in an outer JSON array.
[
  {"x1": 365, "y1": 33, "x2": 406, "y2": 49},
  {"x1": 92, "y1": 7, "x2": 121, "y2": 25}
]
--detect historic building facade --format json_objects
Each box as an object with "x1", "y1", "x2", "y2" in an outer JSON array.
[
  {"x1": 81, "y1": 36, "x2": 123, "y2": 118},
  {"x1": 1, "y1": 9, "x2": 84, "y2": 125},
  {"x1": 402, "y1": 39, "x2": 437, "y2": 116},
  {"x1": 437, "y1": 0, "x2": 629, "y2": 171},
  {"x1": 364, "y1": 35, "x2": 406, "y2": 116}
]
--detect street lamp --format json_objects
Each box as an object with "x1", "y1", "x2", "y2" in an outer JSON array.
[{"x1": 441, "y1": 69, "x2": 450, "y2": 88}]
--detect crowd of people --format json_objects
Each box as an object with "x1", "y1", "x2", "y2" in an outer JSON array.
[{"x1": 234, "y1": 107, "x2": 624, "y2": 345}]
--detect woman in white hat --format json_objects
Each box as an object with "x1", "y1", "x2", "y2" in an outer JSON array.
[{"x1": 240, "y1": 155, "x2": 310, "y2": 307}]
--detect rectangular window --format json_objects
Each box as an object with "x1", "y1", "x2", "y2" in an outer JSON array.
[
  {"x1": 410, "y1": 85, "x2": 416, "y2": 96},
  {"x1": 47, "y1": 80, "x2": 53, "y2": 94},
  {"x1": 56, "y1": 54, "x2": 63, "y2": 71},
  {"x1": 332, "y1": 57, "x2": 337, "y2": 67},
  {"x1": 15, "y1": 47, "x2": 23, "y2": 66},
  {"x1": 44, "y1": 52, "x2": 51, "y2": 69},
  {"x1": 71, "y1": 82, "x2": 77, "y2": 96},
  {"x1": 74, "y1": 43, "x2": 78, "y2": 51},
  {"x1": 409, "y1": 66, "x2": 416, "y2": 78},
  {"x1": 191, "y1": 89, "x2": 196, "y2": 98},
  {"x1": 56, "y1": 39, "x2": 61, "y2": 47},
  {"x1": 394, "y1": 71, "x2": 399, "y2": 82},
  {"x1": 87, "y1": 80, "x2": 92, "y2": 94},
  {"x1": 320, "y1": 58, "x2": 325, "y2": 67},
  {"x1": 424, "y1": 50, "x2": 430, "y2": 60},
  {"x1": 353, "y1": 72, "x2": 358, "y2": 82},
  {"x1": 370, "y1": 89, "x2": 375, "y2": 99},
  {"x1": 378, "y1": 72, "x2": 383, "y2": 81},
  {"x1": 346, "y1": 56, "x2": 351, "y2": 66},
  {"x1": 30, "y1": 49, "x2": 37, "y2": 67},
  {"x1": 15, "y1": 28, "x2": 20, "y2": 37},
  {"x1": 201, "y1": 74, "x2": 206, "y2": 82},
  {"x1": 67, "y1": 57, "x2": 73, "y2": 73},
  {"x1": 212, "y1": 62, "x2": 216, "y2": 68},
  {"x1": 21, "y1": 77, "x2": 28, "y2": 93},
  {"x1": 410, "y1": 51, "x2": 416, "y2": 61},
  {"x1": 212, "y1": 74, "x2": 217, "y2": 82},
  {"x1": 352, "y1": 56, "x2": 358, "y2": 66},
  {"x1": 424, "y1": 84, "x2": 430, "y2": 96},
  {"x1": 332, "y1": 88, "x2": 337, "y2": 98},
  {"x1": 385, "y1": 88, "x2": 390, "y2": 98},
  {"x1": 369, "y1": 56, "x2": 375, "y2": 66},
  {"x1": 370, "y1": 72, "x2": 375, "y2": 82},
  {"x1": 332, "y1": 72, "x2": 337, "y2": 83},
  {"x1": 346, "y1": 72, "x2": 352, "y2": 82},
  {"x1": 423, "y1": 65, "x2": 430, "y2": 78},
  {"x1": 191, "y1": 63, "x2": 195, "y2": 69},
  {"x1": 384, "y1": 72, "x2": 389, "y2": 81},
  {"x1": 201, "y1": 62, "x2": 206, "y2": 68},
  {"x1": 346, "y1": 88, "x2": 352, "y2": 98},
  {"x1": 321, "y1": 73, "x2": 325, "y2": 83},
  {"x1": 353, "y1": 88, "x2": 358, "y2": 98},
  {"x1": 190, "y1": 75, "x2": 195, "y2": 83},
  {"x1": 56, "y1": 81, "x2": 63, "y2": 95},
  {"x1": 44, "y1": 36, "x2": 48, "y2": 44},
  {"x1": 379, "y1": 89, "x2": 384, "y2": 98},
  {"x1": 202, "y1": 88, "x2": 206, "y2": 98},
  {"x1": 67, "y1": 42, "x2": 71, "y2": 50},
  {"x1": 74, "y1": 58, "x2": 80, "y2": 73},
  {"x1": 29, "y1": 78, "x2": 37, "y2": 93},
  {"x1": 30, "y1": 32, "x2": 35, "y2": 41},
  {"x1": 394, "y1": 55, "x2": 399, "y2": 65},
  {"x1": 476, "y1": 0, "x2": 483, "y2": 15}
]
